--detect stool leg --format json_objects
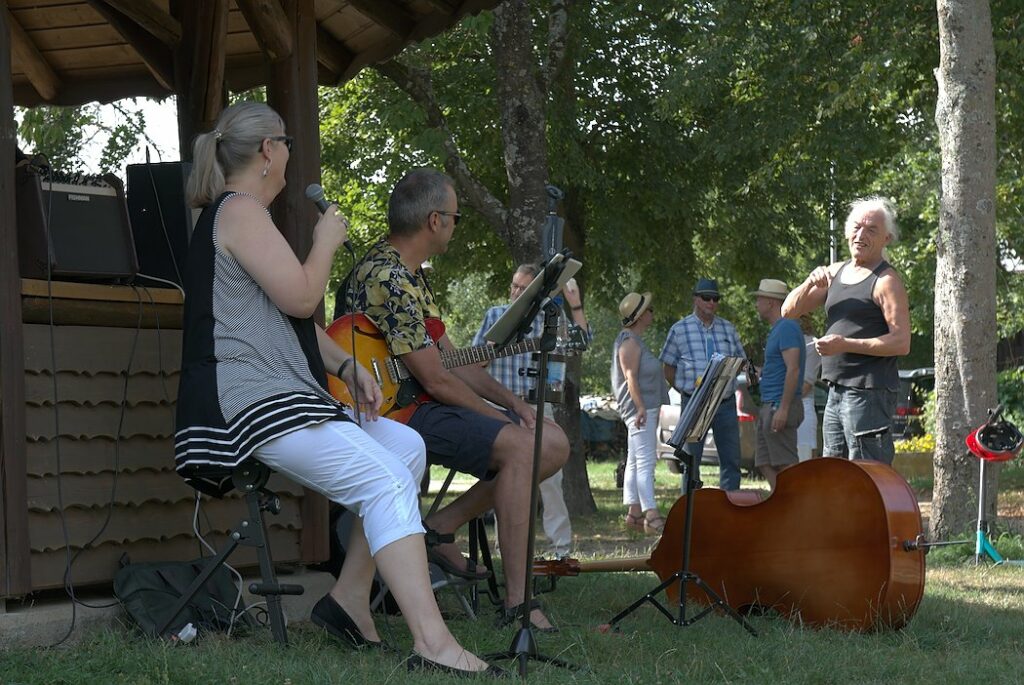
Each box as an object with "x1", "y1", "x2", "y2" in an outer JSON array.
[{"x1": 246, "y1": 491, "x2": 288, "y2": 644}]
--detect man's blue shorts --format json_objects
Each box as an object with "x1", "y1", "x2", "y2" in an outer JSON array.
[{"x1": 407, "y1": 402, "x2": 519, "y2": 480}]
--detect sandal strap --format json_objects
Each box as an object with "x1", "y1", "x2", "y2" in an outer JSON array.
[
  {"x1": 422, "y1": 524, "x2": 455, "y2": 547},
  {"x1": 495, "y1": 598, "x2": 544, "y2": 627}
]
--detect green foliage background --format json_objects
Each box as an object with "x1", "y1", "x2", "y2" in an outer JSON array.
[{"x1": 16, "y1": 1, "x2": 1024, "y2": 394}]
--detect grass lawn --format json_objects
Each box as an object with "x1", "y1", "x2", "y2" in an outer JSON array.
[{"x1": 3, "y1": 461, "x2": 1024, "y2": 684}]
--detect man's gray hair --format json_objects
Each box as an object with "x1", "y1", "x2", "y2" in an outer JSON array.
[
  {"x1": 845, "y1": 196, "x2": 899, "y2": 242},
  {"x1": 388, "y1": 168, "x2": 455, "y2": 236},
  {"x1": 515, "y1": 263, "x2": 540, "y2": 278}
]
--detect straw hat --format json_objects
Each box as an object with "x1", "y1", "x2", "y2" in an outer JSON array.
[
  {"x1": 619, "y1": 291, "x2": 653, "y2": 327},
  {"x1": 750, "y1": 278, "x2": 789, "y2": 300}
]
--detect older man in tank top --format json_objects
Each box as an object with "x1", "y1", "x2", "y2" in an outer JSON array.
[{"x1": 782, "y1": 197, "x2": 911, "y2": 465}]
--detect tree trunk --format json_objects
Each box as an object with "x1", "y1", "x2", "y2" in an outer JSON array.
[
  {"x1": 557, "y1": 185, "x2": 596, "y2": 515},
  {"x1": 378, "y1": 0, "x2": 597, "y2": 514},
  {"x1": 490, "y1": 0, "x2": 550, "y2": 264},
  {"x1": 931, "y1": 0, "x2": 998, "y2": 541}
]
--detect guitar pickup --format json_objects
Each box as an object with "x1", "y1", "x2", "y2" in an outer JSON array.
[{"x1": 370, "y1": 358, "x2": 384, "y2": 387}]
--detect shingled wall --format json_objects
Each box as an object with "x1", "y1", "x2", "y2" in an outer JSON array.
[{"x1": 21, "y1": 314, "x2": 305, "y2": 593}]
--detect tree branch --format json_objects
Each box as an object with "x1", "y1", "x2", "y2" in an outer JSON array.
[{"x1": 374, "y1": 58, "x2": 509, "y2": 237}]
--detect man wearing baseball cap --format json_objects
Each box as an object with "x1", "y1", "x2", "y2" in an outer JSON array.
[
  {"x1": 660, "y1": 278, "x2": 747, "y2": 491},
  {"x1": 752, "y1": 279, "x2": 806, "y2": 490}
]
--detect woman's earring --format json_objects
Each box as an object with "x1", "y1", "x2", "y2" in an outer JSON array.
[{"x1": 262, "y1": 160, "x2": 270, "y2": 178}]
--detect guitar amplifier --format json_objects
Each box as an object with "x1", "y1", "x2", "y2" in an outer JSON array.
[{"x1": 16, "y1": 167, "x2": 139, "y2": 282}]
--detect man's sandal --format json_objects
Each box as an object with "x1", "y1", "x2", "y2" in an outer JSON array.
[{"x1": 495, "y1": 598, "x2": 558, "y2": 633}]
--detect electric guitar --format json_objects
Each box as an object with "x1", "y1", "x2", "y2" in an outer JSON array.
[{"x1": 325, "y1": 313, "x2": 584, "y2": 423}]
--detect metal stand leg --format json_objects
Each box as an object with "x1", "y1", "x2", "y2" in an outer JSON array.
[
  {"x1": 484, "y1": 299, "x2": 576, "y2": 676},
  {"x1": 607, "y1": 448, "x2": 757, "y2": 636}
]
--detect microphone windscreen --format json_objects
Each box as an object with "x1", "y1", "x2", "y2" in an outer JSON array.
[{"x1": 305, "y1": 183, "x2": 325, "y2": 202}]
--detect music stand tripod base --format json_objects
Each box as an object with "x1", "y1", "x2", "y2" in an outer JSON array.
[
  {"x1": 606, "y1": 355, "x2": 757, "y2": 637},
  {"x1": 606, "y1": 446, "x2": 757, "y2": 637}
]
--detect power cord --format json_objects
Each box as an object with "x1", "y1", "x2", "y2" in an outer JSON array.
[
  {"x1": 142, "y1": 147, "x2": 184, "y2": 288},
  {"x1": 61, "y1": 285, "x2": 144, "y2": 610},
  {"x1": 40, "y1": 163, "x2": 77, "y2": 648}
]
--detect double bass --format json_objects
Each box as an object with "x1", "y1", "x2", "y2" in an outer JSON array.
[{"x1": 537, "y1": 458, "x2": 926, "y2": 631}]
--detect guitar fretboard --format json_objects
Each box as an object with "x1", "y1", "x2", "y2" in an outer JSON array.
[{"x1": 438, "y1": 339, "x2": 541, "y2": 369}]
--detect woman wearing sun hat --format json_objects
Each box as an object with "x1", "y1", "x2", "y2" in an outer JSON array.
[{"x1": 612, "y1": 291, "x2": 670, "y2": 535}]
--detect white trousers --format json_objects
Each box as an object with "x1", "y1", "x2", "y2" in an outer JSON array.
[
  {"x1": 622, "y1": 408, "x2": 660, "y2": 512},
  {"x1": 254, "y1": 415, "x2": 426, "y2": 556},
  {"x1": 539, "y1": 469, "x2": 572, "y2": 555},
  {"x1": 797, "y1": 395, "x2": 817, "y2": 462}
]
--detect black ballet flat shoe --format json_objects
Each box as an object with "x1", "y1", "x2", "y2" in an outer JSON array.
[
  {"x1": 405, "y1": 652, "x2": 508, "y2": 678},
  {"x1": 311, "y1": 594, "x2": 386, "y2": 650},
  {"x1": 495, "y1": 598, "x2": 559, "y2": 634},
  {"x1": 426, "y1": 547, "x2": 492, "y2": 581}
]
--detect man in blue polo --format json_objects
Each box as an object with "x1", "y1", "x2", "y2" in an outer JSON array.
[
  {"x1": 661, "y1": 278, "x2": 747, "y2": 491},
  {"x1": 752, "y1": 278, "x2": 805, "y2": 490}
]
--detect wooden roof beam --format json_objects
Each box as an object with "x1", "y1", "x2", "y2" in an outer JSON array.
[
  {"x1": 316, "y1": 25, "x2": 355, "y2": 78},
  {"x1": 236, "y1": 0, "x2": 293, "y2": 63},
  {"x1": 422, "y1": 0, "x2": 455, "y2": 13},
  {"x1": 84, "y1": 1, "x2": 175, "y2": 92},
  {"x1": 6, "y1": 7, "x2": 60, "y2": 102},
  {"x1": 97, "y1": 0, "x2": 182, "y2": 49},
  {"x1": 348, "y1": 0, "x2": 415, "y2": 38}
]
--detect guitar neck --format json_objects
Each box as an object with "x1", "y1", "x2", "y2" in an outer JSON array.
[{"x1": 439, "y1": 338, "x2": 541, "y2": 370}]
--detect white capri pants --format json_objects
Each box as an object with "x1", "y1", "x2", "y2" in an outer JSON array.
[
  {"x1": 254, "y1": 414, "x2": 426, "y2": 556},
  {"x1": 622, "y1": 408, "x2": 660, "y2": 512}
]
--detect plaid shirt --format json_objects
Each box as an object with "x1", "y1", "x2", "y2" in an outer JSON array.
[
  {"x1": 472, "y1": 304, "x2": 542, "y2": 397},
  {"x1": 660, "y1": 313, "x2": 745, "y2": 395},
  {"x1": 472, "y1": 304, "x2": 592, "y2": 397}
]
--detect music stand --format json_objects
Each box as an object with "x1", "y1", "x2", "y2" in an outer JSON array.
[
  {"x1": 607, "y1": 354, "x2": 758, "y2": 636},
  {"x1": 482, "y1": 250, "x2": 579, "y2": 676}
]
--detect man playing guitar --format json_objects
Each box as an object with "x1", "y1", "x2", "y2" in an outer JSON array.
[{"x1": 337, "y1": 168, "x2": 569, "y2": 632}]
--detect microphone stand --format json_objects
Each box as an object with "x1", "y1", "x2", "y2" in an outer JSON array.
[{"x1": 484, "y1": 258, "x2": 576, "y2": 676}]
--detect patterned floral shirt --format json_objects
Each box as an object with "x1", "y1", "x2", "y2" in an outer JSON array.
[{"x1": 343, "y1": 239, "x2": 441, "y2": 355}]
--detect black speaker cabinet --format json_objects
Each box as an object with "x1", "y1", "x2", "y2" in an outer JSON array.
[
  {"x1": 127, "y1": 161, "x2": 195, "y2": 288},
  {"x1": 16, "y1": 166, "x2": 139, "y2": 282}
]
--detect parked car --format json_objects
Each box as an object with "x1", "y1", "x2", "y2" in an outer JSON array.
[
  {"x1": 657, "y1": 374, "x2": 757, "y2": 474},
  {"x1": 893, "y1": 367, "x2": 934, "y2": 440}
]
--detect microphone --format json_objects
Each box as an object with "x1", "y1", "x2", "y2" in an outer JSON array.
[{"x1": 305, "y1": 183, "x2": 353, "y2": 253}]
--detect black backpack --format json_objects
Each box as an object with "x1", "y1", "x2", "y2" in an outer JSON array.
[{"x1": 113, "y1": 558, "x2": 253, "y2": 639}]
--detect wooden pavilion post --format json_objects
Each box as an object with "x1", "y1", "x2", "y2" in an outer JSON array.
[
  {"x1": 172, "y1": 0, "x2": 229, "y2": 160},
  {"x1": 0, "y1": 0, "x2": 31, "y2": 597},
  {"x1": 266, "y1": 0, "x2": 329, "y2": 564}
]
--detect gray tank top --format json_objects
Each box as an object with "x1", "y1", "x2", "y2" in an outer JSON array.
[
  {"x1": 821, "y1": 260, "x2": 898, "y2": 390},
  {"x1": 612, "y1": 330, "x2": 669, "y2": 421}
]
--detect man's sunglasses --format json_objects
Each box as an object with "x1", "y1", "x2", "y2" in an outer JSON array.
[
  {"x1": 698, "y1": 294, "x2": 721, "y2": 303},
  {"x1": 434, "y1": 210, "x2": 462, "y2": 225}
]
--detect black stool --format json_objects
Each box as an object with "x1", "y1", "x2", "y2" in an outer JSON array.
[{"x1": 161, "y1": 460, "x2": 304, "y2": 643}]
